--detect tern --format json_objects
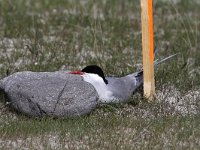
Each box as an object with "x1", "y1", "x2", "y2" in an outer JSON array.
[{"x1": 69, "y1": 54, "x2": 177, "y2": 103}]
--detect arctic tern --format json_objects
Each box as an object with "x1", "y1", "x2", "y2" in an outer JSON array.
[{"x1": 69, "y1": 54, "x2": 177, "y2": 103}]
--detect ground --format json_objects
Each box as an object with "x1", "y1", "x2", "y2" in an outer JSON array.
[{"x1": 0, "y1": 0, "x2": 200, "y2": 149}]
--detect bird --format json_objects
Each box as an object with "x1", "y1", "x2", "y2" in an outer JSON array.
[{"x1": 69, "y1": 54, "x2": 177, "y2": 103}]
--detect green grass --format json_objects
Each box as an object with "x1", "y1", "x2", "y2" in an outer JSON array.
[{"x1": 0, "y1": 0, "x2": 200, "y2": 149}]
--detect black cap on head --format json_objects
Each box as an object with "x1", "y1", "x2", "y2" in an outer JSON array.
[{"x1": 82, "y1": 65, "x2": 108, "y2": 84}]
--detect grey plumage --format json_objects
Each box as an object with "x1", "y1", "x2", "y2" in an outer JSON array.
[{"x1": 100, "y1": 54, "x2": 178, "y2": 103}]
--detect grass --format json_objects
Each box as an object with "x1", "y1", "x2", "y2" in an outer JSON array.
[{"x1": 0, "y1": 0, "x2": 200, "y2": 149}]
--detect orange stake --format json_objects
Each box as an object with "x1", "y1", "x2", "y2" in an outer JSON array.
[
  {"x1": 140, "y1": 0, "x2": 155, "y2": 101},
  {"x1": 148, "y1": 0, "x2": 154, "y2": 63}
]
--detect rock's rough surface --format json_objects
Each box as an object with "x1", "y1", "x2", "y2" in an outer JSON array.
[{"x1": 0, "y1": 71, "x2": 98, "y2": 118}]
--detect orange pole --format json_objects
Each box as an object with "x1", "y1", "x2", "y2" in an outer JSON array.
[
  {"x1": 148, "y1": 0, "x2": 154, "y2": 63},
  {"x1": 140, "y1": 0, "x2": 155, "y2": 101}
]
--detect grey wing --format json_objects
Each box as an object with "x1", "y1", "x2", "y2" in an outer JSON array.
[{"x1": 105, "y1": 77, "x2": 135, "y2": 101}]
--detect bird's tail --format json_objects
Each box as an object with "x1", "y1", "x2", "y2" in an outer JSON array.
[
  {"x1": 129, "y1": 53, "x2": 178, "y2": 90},
  {"x1": 135, "y1": 53, "x2": 178, "y2": 77},
  {"x1": 154, "y1": 53, "x2": 178, "y2": 66}
]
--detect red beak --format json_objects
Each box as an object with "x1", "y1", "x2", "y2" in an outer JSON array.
[{"x1": 68, "y1": 70, "x2": 84, "y2": 75}]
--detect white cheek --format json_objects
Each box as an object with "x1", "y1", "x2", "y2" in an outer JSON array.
[
  {"x1": 82, "y1": 74, "x2": 103, "y2": 85},
  {"x1": 82, "y1": 74, "x2": 113, "y2": 101}
]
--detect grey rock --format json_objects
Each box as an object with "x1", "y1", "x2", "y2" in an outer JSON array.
[{"x1": 0, "y1": 71, "x2": 98, "y2": 118}]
